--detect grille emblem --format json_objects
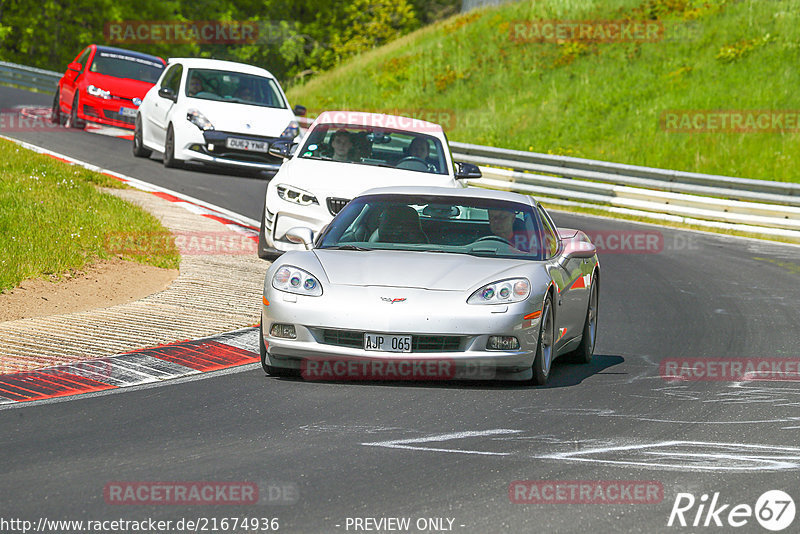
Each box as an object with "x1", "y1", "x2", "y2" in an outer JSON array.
[{"x1": 381, "y1": 297, "x2": 407, "y2": 304}]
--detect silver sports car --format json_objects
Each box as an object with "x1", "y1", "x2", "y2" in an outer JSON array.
[{"x1": 259, "y1": 186, "x2": 599, "y2": 384}]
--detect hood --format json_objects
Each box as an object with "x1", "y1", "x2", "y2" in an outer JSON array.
[
  {"x1": 185, "y1": 99, "x2": 295, "y2": 137},
  {"x1": 277, "y1": 158, "x2": 458, "y2": 198},
  {"x1": 313, "y1": 249, "x2": 533, "y2": 291},
  {"x1": 85, "y1": 72, "x2": 155, "y2": 100}
]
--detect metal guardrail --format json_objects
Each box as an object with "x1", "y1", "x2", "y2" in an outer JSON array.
[{"x1": 0, "y1": 61, "x2": 61, "y2": 93}]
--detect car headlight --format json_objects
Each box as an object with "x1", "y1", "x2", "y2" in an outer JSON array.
[
  {"x1": 276, "y1": 184, "x2": 318, "y2": 206},
  {"x1": 87, "y1": 85, "x2": 111, "y2": 99},
  {"x1": 280, "y1": 120, "x2": 300, "y2": 139},
  {"x1": 467, "y1": 278, "x2": 530, "y2": 304},
  {"x1": 272, "y1": 265, "x2": 322, "y2": 296},
  {"x1": 186, "y1": 109, "x2": 214, "y2": 131}
]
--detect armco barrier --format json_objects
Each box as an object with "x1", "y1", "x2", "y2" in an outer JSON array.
[{"x1": 0, "y1": 61, "x2": 61, "y2": 93}]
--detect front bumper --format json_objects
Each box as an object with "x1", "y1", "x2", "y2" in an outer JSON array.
[
  {"x1": 262, "y1": 285, "x2": 543, "y2": 381},
  {"x1": 179, "y1": 130, "x2": 286, "y2": 171},
  {"x1": 79, "y1": 93, "x2": 139, "y2": 129}
]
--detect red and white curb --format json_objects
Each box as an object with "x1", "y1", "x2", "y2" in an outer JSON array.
[
  {"x1": 0, "y1": 328, "x2": 260, "y2": 404},
  {"x1": 0, "y1": 134, "x2": 261, "y2": 237}
]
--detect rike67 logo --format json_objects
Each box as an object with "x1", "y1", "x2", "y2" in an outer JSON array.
[{"x1": 668, "y1": 490, "x2": 795, "y2": 531}]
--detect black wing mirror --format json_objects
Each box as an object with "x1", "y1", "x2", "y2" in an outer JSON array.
[
  {"x1": 455, "y1": 161, "x2": 482, "y2": 180},
  {"x1": 158, "y1": 87, "x2": 177, "y2": 102}
]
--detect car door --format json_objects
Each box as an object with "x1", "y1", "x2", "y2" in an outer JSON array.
[
  {"x1": 539, "y1": 204, "x2": 585, "y2": 351},
  {"x1": 147, "y1": 63, "x2": 182, "y2": 149},
  {"x1": 61, "y1": 47, "x2": 91, "y2": 112}
]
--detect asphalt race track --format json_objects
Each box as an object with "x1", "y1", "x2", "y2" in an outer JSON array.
[{"x1": 2, "y1": 85, "x2": 800, "y2": 533}]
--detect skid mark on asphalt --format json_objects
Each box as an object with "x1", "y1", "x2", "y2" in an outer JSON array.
[{"x1": 360, "y1": 430, "x2": 800, "y2": 471}]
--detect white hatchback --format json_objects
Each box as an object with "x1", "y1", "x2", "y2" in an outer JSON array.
[
  {"x1": 134, "y1": 57, "x2": 304, "y2": 171},
  {"x1": 257, "y1": 110, "x2": 482, "y2": 259}
]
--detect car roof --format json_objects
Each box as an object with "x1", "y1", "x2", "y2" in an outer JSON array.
[
  {"x1": 93, "y1": 45, "x2": 165, "y2": 64},
  {"x1": 165, "y1": 57, "x2": 276, "y2": 78},
  {"x1": 312, "y1": 111, "x2": 444, "y2": 134},
  {"x1": 358, "y1": 186, "x2": 538, "y2": 206}
]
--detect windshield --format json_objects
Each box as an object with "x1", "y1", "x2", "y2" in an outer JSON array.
[
  {"x1": 89, "y1": 52, "x2": 164, "y2": 83},
  {"x1": 298, "y1": 124, "x2": 449, "y2": 175},
  {"x1": 184, "y1": 68, "x2": 287, "y2": 109},
  {"x1": 318, "y1": 194, "x2": 552, "y2": 259}
]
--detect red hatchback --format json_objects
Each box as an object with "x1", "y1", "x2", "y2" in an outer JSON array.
[{"x1": 52, "y1": 45, "x2": 166, "y2": 130}]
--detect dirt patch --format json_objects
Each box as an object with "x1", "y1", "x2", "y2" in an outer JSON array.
[{"x1": 0, "y1": 259, "x2": 178, "y2": 322}]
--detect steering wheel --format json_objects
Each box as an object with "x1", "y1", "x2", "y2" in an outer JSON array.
[
  {"x1": 473, "y1": 235, "x2": 513, "y2": 246},
  {"x1": 395, "y1": 156, "x2": 430, "y2": 171}
]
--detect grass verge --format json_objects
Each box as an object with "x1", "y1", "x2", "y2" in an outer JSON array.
[
  {"x1": 0, "y1": 138, "x2": 179, "y2": 292},
  {"x1": 288, "y1": 0, "x2": 800, "y2": 183}
]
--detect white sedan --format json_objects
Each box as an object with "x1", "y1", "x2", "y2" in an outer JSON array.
[
  {"x1": 134, "y1": 57, "x2": 304, "y2": 171},
  {"x1": 257, "y1": 111, "x2": 482, "y2": 259}
]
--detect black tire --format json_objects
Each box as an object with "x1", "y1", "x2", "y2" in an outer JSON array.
[
  {"x1": 50, "y1": 90, "x2": 61, "y2": 124},
  {"x1": 260, "y1": 319, "x2": 297, "y2": 377},
  {"x1": 69, "y1": 93, "x2": 85, "y2": 129},
  {"x1": 257, "y1": 202, "x2": 281, "y2": 260},
  {"x1": 132, "y1": 114, "x2": 152, "y2": 158},
  {"x1": 567, "y1": 276, "x2": 599, "y2": 364},
  {"x1": 531, "y1": 295, "x2": 555, "y2": 385},
  {"x1": 163, "y1": 124, "x2": 182, "y2": 168}
]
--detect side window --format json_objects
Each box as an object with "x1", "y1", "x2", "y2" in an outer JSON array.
[
  {"x1": 537, "y1": 205, "x2": 559, "y2": 259},
  {"x1": 76, "y1": 48, "x2": 91, "y2": 73},
  {"x1": 160, "y1": 64, "x2": 182, "y2": 93}
]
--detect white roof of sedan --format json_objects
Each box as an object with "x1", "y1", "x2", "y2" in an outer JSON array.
[
  {"x1": 166, "y1": 57, "x2": 277, "y2": 79},
  {"x1": 360, "y1": 185, "x2": 538, "y2": 205},
  {"x1": 312, "y1": 111, "x2": 444, "y2": 134}
]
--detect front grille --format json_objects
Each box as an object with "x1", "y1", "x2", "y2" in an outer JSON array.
[
  {"x1": 102, "y1": 109, "x2": 135, "y2": 124},
  {"x1": 413, "y1": 336, "x2": 461, "y2": 352},
  {"x1": 322, "y1": 329, "x2": 362, "y2": 349},
  {"x1": 320, "y1": 330, "x2": 462, "y2": 352},
  {"x1": 327, "y1": 197, "x2": 350, "y2": 216}
]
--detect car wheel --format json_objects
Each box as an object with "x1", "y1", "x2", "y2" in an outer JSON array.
[
  {"x1": 163, "y1": 124, "x2": 182, "y2": 168},
  {"x1": 567, "y1": 276, "x2": 598, "y2": 364},
  {"x1": 531, "y1": 295, "x2": 554, "y2": 385},
  {"x1": 50, "y1": 90, "x2": 61, "y2": 124},
  {"x1": 258, "y1": 202, "x2": 282, "y2": 261},
  {"x1": 132, "y1": 114, "x2": 152, "y2": 158},
  {"x1": 260, "y1": 319, "x2": 298, "y2": 377},
  {"x1": 69, "y1": 93, "x2": 84, "y2": 129}
]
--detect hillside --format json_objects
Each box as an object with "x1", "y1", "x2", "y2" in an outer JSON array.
[{"x1": 287, "y1": 0, "x2": 800, "y2": 182}]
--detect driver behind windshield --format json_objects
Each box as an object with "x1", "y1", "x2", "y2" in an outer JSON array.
[{"x1": 408, "y1": 137, "x2": 430, "y2": 160}]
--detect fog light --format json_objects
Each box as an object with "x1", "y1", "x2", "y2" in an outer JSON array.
[
  {"x1": 270, "y1": 323, "x2": 296, "y2": 339},
  {"x1": 487, "y1": 336, "x2": 519, "y2": 350}
]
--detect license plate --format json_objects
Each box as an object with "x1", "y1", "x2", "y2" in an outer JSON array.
[
  {"x1": 119, "y1": 107, "x2": 137, "y2": 118},
  {"x1": 364, "y1": 333, "x2": 412, "y2": 353},
  {"x1": 226, "y1": 137, "x2": 268, "y2": 152}
]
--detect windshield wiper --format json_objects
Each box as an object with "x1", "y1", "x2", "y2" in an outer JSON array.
[{"x1": 324, "y1": 245, "x2": 371, "y2": 251}]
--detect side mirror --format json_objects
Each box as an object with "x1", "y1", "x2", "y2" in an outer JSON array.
[
  {"x1": 560, "y1": 232, "x2": 597, "y2": 265},
  {"x1": 293, "y1": 105, "x2": 307, "y2": 117},
  {"x1": 285, "y1": 227, "x2": 314, "y2": 250},
  {"x1": 67, "y1": 62, "x2": 82, "y2": 72},
  {"x1": 158, "y1": 87, "x2": 177, "y2": 101},
  {"x1": 269, "y1": 140, "x2": 294, "y2": 159},
  {"x1": 455, "y1": 161, "x2": 482, "y2": 180}
]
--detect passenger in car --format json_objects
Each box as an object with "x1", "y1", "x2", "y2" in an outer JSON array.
[
  {"x1": 330, "y1": 130, "x2": 354, "y2": 162},
  {"x1": 408, "y1": 137, "x2": 430, "y2": 160}
]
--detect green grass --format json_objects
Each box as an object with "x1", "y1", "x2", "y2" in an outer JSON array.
[
  {"x1": 0, "y1": 139, "x2": 179, "y2": 292},
  {"x1": 288, "y1": 0, "x2": 800, "y2": 182}
]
